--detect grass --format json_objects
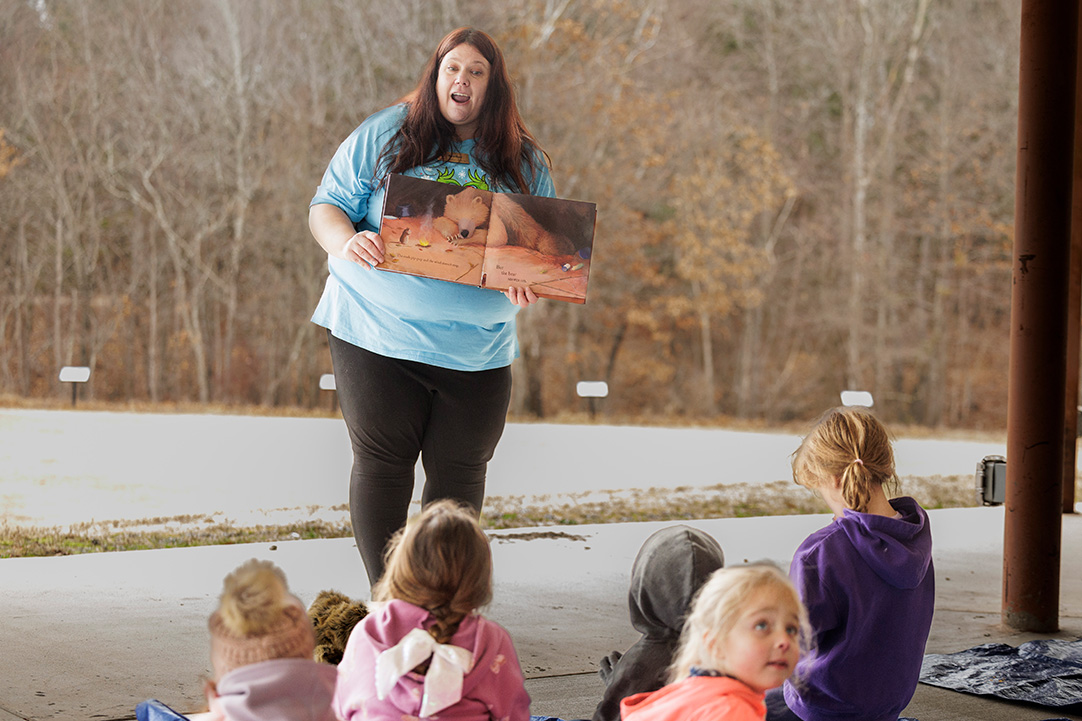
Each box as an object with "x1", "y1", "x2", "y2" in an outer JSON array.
[
  {"x1": 0, "y1": 394, "x2": 341, "y2": 419},
  {"x1": 0, "y1": 394, "x2": 1012, "y2": 440},
  {"x1": 0, "y1": 517, "x2": 356, "y2": 558},
  {"x1": 480, "y1": 474, "x2": 986, "y2": 528},
  {"x1": 0, "y1": 473, "x2": 1021, "y2": 558}
]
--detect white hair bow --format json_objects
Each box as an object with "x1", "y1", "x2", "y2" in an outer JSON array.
[{"x1": 375, "y1": 627, "x2": 475, "y2": 717}]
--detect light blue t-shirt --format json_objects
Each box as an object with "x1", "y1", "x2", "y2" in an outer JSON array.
[{"x1": 310, "y1": 104, "x2": 556, "y2": 371}]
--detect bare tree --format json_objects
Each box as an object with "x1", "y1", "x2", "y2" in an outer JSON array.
[{"x1": 0, "y1": 0, "x2": 1024, "y2": 429}]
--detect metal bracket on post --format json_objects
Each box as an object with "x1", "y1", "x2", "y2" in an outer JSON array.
[
  {"x1": 976, "y1": 454, "x2": 1007, "y2": 506},
  {"x1": 58, "y1": 366, "x2": 91, "y2": 407}
]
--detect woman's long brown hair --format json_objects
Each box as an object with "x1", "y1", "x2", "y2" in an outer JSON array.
[{"x1": 377, "y1": 27, "x2": 548, "y2": 194}]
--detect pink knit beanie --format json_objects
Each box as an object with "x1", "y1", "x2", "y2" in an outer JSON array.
[{"x1": 208, "y1": 560, "x2": 316, "y2": 679}]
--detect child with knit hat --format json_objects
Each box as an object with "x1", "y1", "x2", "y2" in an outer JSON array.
[{"x1": 201, "y1": 558, "x2": 337, "y2": 721}]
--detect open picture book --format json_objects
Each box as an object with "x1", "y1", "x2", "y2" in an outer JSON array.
[{"x1": 377, "y1": 174, "x2": 597, "y2": 304}]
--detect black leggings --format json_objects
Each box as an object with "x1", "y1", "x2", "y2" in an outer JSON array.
[{"x1": 328, "y1": 332, "x2": 512, "y2": 586}]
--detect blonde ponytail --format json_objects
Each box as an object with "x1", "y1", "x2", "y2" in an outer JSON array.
[{"x1": 792, "y1": 407, "x2": 898, "y2": 513}]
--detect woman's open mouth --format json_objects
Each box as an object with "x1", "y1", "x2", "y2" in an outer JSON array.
[{"x1": 451, "y1": 92, "x2": 470, "y2": 104}]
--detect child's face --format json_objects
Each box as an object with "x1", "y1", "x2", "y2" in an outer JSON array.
[{"x1": 711, "y1": 587, "x2": 801, "y2": 694}]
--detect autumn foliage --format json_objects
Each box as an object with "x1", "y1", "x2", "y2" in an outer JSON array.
[{"x1": 0, "y1": 0, "x2": 1018, "y2": 428}]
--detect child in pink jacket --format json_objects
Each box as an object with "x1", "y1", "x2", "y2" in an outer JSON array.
[{"x1": 334, "y1": 499, "x2": 530, "y2": 721}]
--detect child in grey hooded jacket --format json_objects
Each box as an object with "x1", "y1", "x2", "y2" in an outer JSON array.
[{"x1": 592, "y1": 525, "x2": 725, "y2": 721}]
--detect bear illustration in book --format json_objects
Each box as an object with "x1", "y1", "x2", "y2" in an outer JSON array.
[{"x1": 433, "y1": 185, "x2": 577, "y2": 257}]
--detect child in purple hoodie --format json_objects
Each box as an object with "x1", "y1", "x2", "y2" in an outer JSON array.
[
  {"x1": 334, "y1": 499, "x2": 530, "y2": 721},
  {"x1": 766, "y1": 407, "x2": 935, "y2": 721}
]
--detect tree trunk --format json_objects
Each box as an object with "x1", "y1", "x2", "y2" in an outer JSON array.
[
  {"x1": 847, "y1": 1, "x2": 872, "y2": 392},
  {"x1": 693, "y1": 280, "x2": 717, "y2": 414}
]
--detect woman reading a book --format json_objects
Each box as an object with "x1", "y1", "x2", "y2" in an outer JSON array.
[{"x1": 307, "y1": 27, "x2": 555, "y2": 586}]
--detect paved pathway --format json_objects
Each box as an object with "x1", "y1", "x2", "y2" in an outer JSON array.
[{"x1": 0, "y1": 409, "x2": 1012, "y2": 528}]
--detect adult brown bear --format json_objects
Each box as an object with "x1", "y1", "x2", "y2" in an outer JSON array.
[{"x1": 434, "y1": 186, "x2": 577, "y2": 257}]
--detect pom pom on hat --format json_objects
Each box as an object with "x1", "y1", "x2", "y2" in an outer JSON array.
[{"x1": 208, "y1": 560, "x2": 316, "y2": 678}]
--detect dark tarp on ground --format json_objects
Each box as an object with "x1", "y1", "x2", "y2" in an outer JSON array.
[{"x1": 919, "y1": 639, "x2": 1082, "y2": 708}]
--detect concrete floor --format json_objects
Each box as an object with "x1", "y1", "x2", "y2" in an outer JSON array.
[{"x1": 1, "y1": 507, "x2": 1080, "y2": 720}]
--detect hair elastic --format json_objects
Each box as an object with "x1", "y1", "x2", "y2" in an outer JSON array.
[{"x1": 853, "y1": 458, "x2": 864, "y2": 466}]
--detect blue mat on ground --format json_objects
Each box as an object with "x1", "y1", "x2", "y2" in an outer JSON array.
[
  {"x1": 919, "y1": 638, "x2": 1082, "y2": 709},
  {"x1": 136, "y1": 699, "x2": 189, "y2": 721}
]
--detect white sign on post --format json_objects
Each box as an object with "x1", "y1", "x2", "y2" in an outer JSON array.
[
  {"x1": 840, "y1": 390, "x2": 874, "y2": 407},
  {"x1": 59, "y1": 366, "x2": 91, "y2": 407},
  {"x1": 576, "y1": 381, "x2": 609, "y2": 398},
  {"x1": 576, "y1": 380, "x2": 608, "y2": 419},
  {"x1": 59, "y1": 366, "x2": 91, "y2": 383}
]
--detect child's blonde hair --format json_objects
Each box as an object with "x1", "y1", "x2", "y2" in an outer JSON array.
[
  {"x1": 668, "y1": 564, "x2": 810, "y2": 683},
  {"x1": 208, "y1": 559, "x2": 315, "y2": 678},
  {"x1": 372, "y1": 499, "x2": 493, "y2": 644},
  {"x1": 792, "y1": 406, "x2": 898, "y2": 513}
]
